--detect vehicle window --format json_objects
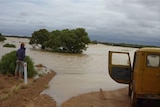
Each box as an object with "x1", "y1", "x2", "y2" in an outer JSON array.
[
  {"x1": 112, "y1": 53, "x2": 130, "y2": 66},
  {"x1": 147, "y1": 55, "x2": 160, "y2": 67}
]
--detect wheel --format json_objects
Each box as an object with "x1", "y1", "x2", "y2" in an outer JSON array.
[{"x1": 137, "y1": 98, "x2": 143, "y2": 106}]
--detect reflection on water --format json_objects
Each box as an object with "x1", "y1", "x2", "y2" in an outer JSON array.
[{"x1": 0, "y1": 37, "x2": 137, "y2": 106}]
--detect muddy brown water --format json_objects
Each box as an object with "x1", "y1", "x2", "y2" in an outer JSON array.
[{"x1": 0, "y1": 37, "x2": 138, "y2": 106}]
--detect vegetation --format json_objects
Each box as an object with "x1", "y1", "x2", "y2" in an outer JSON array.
[
  {"x1": 0, "y1": 51, "x2": 37, "y2": 78},
  {"x1": 91, "y1": 40, "x2": 98, "y2": 44},
  {"x1": 0, "y1": 33, "x2": 6, "y2": 42},
  {"x1": 29, "y1": 28, "x2": 91, "y2": 53},
  {"x1": 3, "y1": 43, "x2": 16, "y2": 48},
  {"x1": 29, "y1": 29, "x2": 49, "y2": 49},
  {"x1": 99, "y1": 42, "x2": 160, "y2": 48},
  {"x1": 3, "y1": 35, "x2": 30, "y2": 38}
]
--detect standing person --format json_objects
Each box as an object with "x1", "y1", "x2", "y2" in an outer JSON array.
[{"x1": 15, "y1": 42, "x2": 26, "y2": 80}]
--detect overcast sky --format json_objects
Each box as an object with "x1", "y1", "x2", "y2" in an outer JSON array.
[{"x1": 0, "y1": 0, "x2": 160, "y2": 46}]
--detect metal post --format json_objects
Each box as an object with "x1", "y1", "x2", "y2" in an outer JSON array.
[{"x1": 24, "y1": 62, "x2": 28, "y2": 85}]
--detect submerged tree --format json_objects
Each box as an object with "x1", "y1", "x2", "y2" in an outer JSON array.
[
  {"x1": 29, "y1": 29, "x2": 49, "y2": 49},
  {"x1": 44, "y1": 28, "x2": 91, "y2": 53}
]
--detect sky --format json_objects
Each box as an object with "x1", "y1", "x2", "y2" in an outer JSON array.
[{"x1": 0, "y1": 0, "x2": 160, "y2": 46}]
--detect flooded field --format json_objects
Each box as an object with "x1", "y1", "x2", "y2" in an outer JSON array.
[{"x1": 0, "y1": 37, "x2": 138, "y2": 106}]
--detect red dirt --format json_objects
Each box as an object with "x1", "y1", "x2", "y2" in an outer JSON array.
[
  {"x1": 0, "y1": 72, "x2": 56, "y2": 107},
  {"x1": 0, "y1": 72, "x2": 159, "y2": 107}
]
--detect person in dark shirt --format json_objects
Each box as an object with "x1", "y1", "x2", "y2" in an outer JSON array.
[{"x1": 15, "y1": 42, "x2": 26, "y2": 80}]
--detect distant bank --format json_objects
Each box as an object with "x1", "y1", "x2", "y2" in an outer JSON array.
[{"x1": 3, "y1": 35, "x2": 160, "y2": 48}]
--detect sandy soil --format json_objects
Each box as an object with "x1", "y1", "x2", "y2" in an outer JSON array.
[
  {"x1": 0, "y1": 72, "x2": 159, "y2": 107},
  {"x1": 61, "y1": 88, "x2": 160, "y2": 107},
  {"x1": 0, "y1": 72, "x2": 56, "y2": 107},
  {"x1": 61, "y1": 88, "x2": 131, "y2": 107}
]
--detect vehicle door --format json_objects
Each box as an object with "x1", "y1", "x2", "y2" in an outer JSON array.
[{"x1": 108, "y1": 51, "x2": 132, "y2": 84}]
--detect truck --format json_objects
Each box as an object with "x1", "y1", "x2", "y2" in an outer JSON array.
[{"x1": 108, "y1": 48, "x2": 160, "y2": 107}]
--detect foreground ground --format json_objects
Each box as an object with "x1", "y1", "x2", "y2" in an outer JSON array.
[
  {"x1": 0, "y1": 72, "x2": 56, "y2": 107},
  {"x1": 0, "y1": 72, "x2": 159, "y2": 107},
  {"x1": 62, "y1": 88, "x2": 160, "y2": 107}
]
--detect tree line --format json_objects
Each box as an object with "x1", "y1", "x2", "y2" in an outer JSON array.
[
  {"x1": 0, "y1": 33, "x2": 6, "y2": 42},
  {"x1": 29, "y1": 28, "x2": 91, "y2": 53}
]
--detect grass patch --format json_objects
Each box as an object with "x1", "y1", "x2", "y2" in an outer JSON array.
[
  {"x1": 44, "y1": 84, "x2": 49, "y2": 89},
  {"x1": 0, "y1": 84, "x2": 29, "y2": 101}
]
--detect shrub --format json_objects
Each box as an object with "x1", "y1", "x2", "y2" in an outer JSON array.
[
  {"x1": 3, "y1": 43, "x2": 16, "y2": 48},
  {"x1": 0, "y1": 51, "x2": 37, "y2": 78},
  {"x1": 0, "y1": 33, "x2": 6, "y2": 42}
]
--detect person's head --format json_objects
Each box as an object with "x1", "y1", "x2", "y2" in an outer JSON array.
[{"x1": 20, "y1": 42, "x2": 25, "y2": 48}]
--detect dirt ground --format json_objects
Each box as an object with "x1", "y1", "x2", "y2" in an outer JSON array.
[
  {"x1": 61, "y1": 88, "x2": 131, "y2": 107},
  {"x1": 62, "y1": 88, "x2": 160, "y2": 107},
  {"x1": 0, "y1": 72, "x2": 159, "y2": 107},
  {"x1": 0, "y1": 72, "x2": 56, "y2": 107}
]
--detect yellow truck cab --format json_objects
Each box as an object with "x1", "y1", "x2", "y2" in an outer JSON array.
[{"x1": 108, "y1": 48, "x2": 160, "y2": 107}]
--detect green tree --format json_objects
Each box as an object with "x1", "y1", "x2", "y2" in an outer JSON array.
[
  {"x1": 44, "y1": 28, "x2": 90, "y2": 53},
  {"x1": 0, "y1": 33, "x2": 6, "y2": 42},
  {"x1": 71, "y1": 28, "x2": 90, "y2": 53},
  {"x1": 29, "y1": 29, "x2": 49, "y2": 49},
  {"x1": 0, "y1": 51, "x2": 36, "y2": 78},
  {"x1": 44, "y1": 30, "x2": 62, "y2": 51}
]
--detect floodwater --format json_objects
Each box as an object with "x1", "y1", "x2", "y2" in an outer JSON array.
[{"x1": 0, "y1": 37, "x2": 137, "y2": 106}]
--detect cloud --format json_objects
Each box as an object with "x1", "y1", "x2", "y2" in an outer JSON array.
[{"x1": 0, "y1": 0, "x2": 159, "y2": 45}]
